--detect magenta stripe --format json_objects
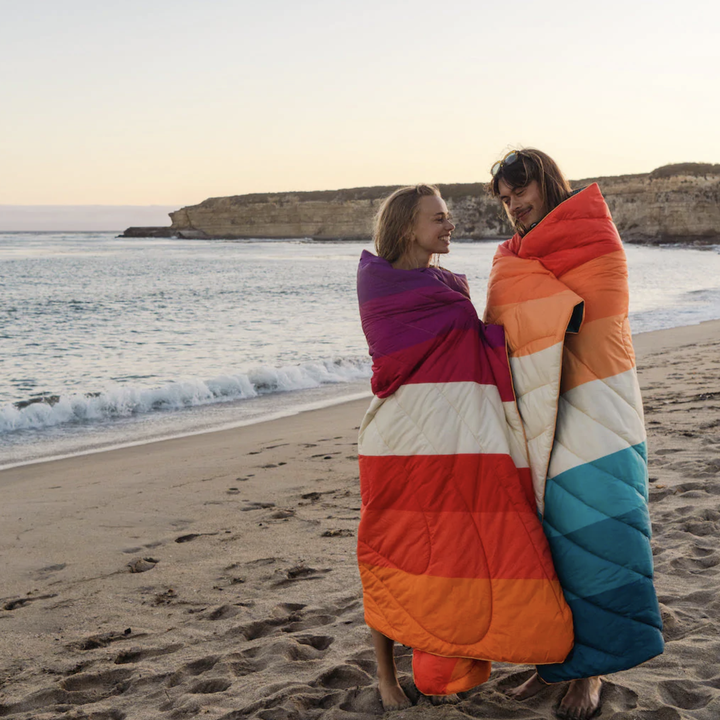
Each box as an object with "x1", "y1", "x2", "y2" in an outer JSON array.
[{"x1": 371, "y1": 328, "x2": 515, "y2": 401}]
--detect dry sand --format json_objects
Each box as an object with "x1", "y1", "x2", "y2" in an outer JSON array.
[{"x1": 1, "y1": 320, "x2": 719, "y2": 720}]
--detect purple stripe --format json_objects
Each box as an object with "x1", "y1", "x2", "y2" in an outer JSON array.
[
  {"x1": 357, "y1": 250, "x2": 469, "y2": 305},
  {"x1": 483, "y1": 323, "x2": 507, "y2": 349}
]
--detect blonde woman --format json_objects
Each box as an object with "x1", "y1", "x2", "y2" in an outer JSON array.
[{"x1": 356, "y1": 185, "x2": 574, "y2": 710}]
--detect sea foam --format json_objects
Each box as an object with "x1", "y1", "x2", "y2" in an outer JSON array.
[{"x1": 0, "y1": 357, "x2": 371, "y2": 435}]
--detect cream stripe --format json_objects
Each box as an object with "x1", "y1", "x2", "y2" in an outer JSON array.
[
  {"x1": 548, "y1": 368, "x2": 647, "y2": 479},
  {"x1": 509, "y1": 342, "x2": 565, "y2": 509},
  {"x1": 359, "y1": 382, "x2": 528, "y2": 469}
]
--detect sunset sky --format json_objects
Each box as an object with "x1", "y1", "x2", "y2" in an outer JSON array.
[{"x1": 1, "y1": 0, "x2": 718, "y2": 210}]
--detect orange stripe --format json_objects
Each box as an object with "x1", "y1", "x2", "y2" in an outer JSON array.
[
  {"x1": 358, "y1": 507, "x2": 555, "y2": 580},
  {"x1": 559, "y1": 250, "x2": 629, "y2": 323},
  {"x1": 485, "y1": 291, "x2": 582, "y2": 359},
  {"x1": 486, "y1": 255, "x2": 569, "y2": 304},
  {"x1": 361, "y1": 566, "x2": 573, "y2": 664},
  {"x1": 561, "y1": 315, "x2": 636, "y2": 392}
]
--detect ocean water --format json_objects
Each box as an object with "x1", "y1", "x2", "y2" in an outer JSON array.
[{"x1": 2, "y1": 232, "x2": 720, "y2": 469}]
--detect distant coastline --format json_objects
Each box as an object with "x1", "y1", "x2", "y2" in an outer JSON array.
[
  {"x1": 0, "y1": 205, "x2": 179, "y2": 232},
  {"x1": 122, "y1": 163, "x2": 720, "y2": 246}
]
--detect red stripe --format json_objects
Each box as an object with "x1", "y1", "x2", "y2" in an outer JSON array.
[
  {"x1": 359, "y1": 454, "x2": 531, "y2": 512},
  {"x1": 358, "y1": 455, "x2": 554, "y2": 580},
  {"x1": 372, "y1": 328, "x2": 514, "y2": 401}
]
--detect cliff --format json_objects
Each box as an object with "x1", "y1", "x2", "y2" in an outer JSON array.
[
  {"x1": 124, "y1": 163, "x2": 720, "y2": 244},
  {"x1": 163, "y1": 182, "x2": 512, "y2": 240},
  {"x1": 570, "y1": 164, "x2": 720, "y2": 243}
]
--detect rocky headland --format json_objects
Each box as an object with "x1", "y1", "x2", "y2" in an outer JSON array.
[{"x1": 123, "y1": 163, "x2": 720, "y2": 244}]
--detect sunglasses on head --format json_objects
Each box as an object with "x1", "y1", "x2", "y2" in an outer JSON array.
[{"x1": 491, "y1": 151, "x2": 521, "y2": 178}]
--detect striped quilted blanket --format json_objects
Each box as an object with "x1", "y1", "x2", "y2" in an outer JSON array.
[
  {"x1": 356, "y1": 250, "x2": 574, "y2": 695},
  {"x1": 484, "y1": 183, "x2": 664, "y2": 682}
]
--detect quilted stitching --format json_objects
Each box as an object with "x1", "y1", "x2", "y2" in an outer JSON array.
[
  {"x1": 484, "y1": 185, "x2": 663, "y2": 681},
  {"x1": 357, "y1": 250, "x2": 574, "y2": 681}
]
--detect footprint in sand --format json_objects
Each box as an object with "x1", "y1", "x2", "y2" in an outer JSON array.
[
  {"x1": 682, "y1": 519, "x2": 720, "y2": 537},
  {"x1": 151, "y1": 588, "x2": 177, "y2": 606},
  {"x1": 314, "y1": 664, "x2": 372, "y2": 690},
  {"x1": 2, "y1": 593, "x2": 58, "y2": 611},
  {"x1": 272, "y1": 564, "x2": 332, "y2": 587},
  {"x1": 241, "y1": 501, "x2": 276, "y2": 511},
  {"x1": 204, "y1": 604, "x2": 241, "y2": 621},
  {"x1": 60, "y1": 667, "x2": 133, "y2": 693},
  {"x1": 232, "y1": 684, "x2": 343, "y2": 718},
  {"x1": 299, "y1": 490, "x2": 333, "y2": 505},
  {"x1": 69, "y1": 628, "x2": 135, "y2": 651},
  {"x1": 234, "y1": 635, "x2": 335, "y2": 675},
  {"x1": 114, "y1": 643, "x2": 183, "y2": 665},
  {"x1": 181, "y1": 655, "x2": 221, "y2": 676},
  {"x1": 659, "y1": 679, "x2": 714, "y2": 710},
  {"x1": 175, "y1": 532, "x2": 219, "y2": 543},
  {"x1": 34, "y1": 563, "x2": 66, "y2": 577},
  {"x1": 126, "y1": 557, "x2": 158, "y2": 573},
  {"x1": 321, "y1": 529, "x2": 354, "y2": 538},
  {"x1": 677, "y1": 481, "x2": 720, "y2": 496},
  {"x1": 311, "y1": 452, "x2": 341, "y2": 459},
  {"x1": 346, "y1": 648, "x2": 377, "y2": 675},
  {"x1": 0, "y1": 676, "x2": 133, "y2": 718},
  {"x1": 269, "y1": 509, "x2": 295, "y2": 520},
  {"x1": 188, "y1": 677, "x2": 232, "y2": 694}
]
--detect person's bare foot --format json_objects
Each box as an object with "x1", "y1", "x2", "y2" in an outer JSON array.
[
  {"x1": 378, "y1": 677, "x2": 412, "y2": 711},
  {"x1": 429, "y1": 693, "x2": 460, "y2": 705},
  {"x1": 506, "y1": 672, "x2": 549, "y2": 700},
  {"x1": 557, "y1": 677, "x2": 603, "y2": 720}
]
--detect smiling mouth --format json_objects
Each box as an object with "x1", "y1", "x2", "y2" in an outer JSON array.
[{"x1": 515, "y1": 209, "x2": 530, "y2": 222}]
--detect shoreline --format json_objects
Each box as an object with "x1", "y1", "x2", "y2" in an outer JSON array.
[
  {"x1": 0, "y1": 389, "x2": 373, "y2": 473},
  {"x1": 1, "y1": 319, "x2": 719, "y2": 718},
  {"x1": 3, "y1": 318, "x2": 719, "y2": 473}
]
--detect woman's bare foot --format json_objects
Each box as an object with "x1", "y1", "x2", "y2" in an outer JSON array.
[
  {"x1": 370, "y1": 629, "x2": 412, "y2": 711},
  {"x1": 506, "y1": 672, "x2": 549, "y2": 700},
  {"x1": 378, "y1": 677, "x2": 412, "y2": 711},
  {"x1": 557, "y1": 677, "x2": 603, "y2": 720},
  {"x1": 429, "y1": 693, "x2": 460, "y2": 705}
]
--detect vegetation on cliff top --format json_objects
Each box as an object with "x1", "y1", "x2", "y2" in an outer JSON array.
[
  {"x1": 195, "y1": 164, "x2": 719, "y2": 209},
  {"x1": 649, "y1": 163, "x2": 720, "y2": 178},
  {"x1": 197, "y1": 182, "x2": 491, "y2": 207}
]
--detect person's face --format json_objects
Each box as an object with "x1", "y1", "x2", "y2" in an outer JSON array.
[
  {"x1": 497, "y1": 179, "x2": 547, "y2": 232},
  {"x1": 409, "y1": 195, "x2": 455, "y2": 258}
]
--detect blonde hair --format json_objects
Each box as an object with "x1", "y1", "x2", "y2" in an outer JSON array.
[{"x1": 374, "y1": 184, "x2": 440, "y2": 264}]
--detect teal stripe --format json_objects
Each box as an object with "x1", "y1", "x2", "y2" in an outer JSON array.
[
  {"x1": 545, "y1": 442, "x2": 649, "y2": 535},
  {"x1": 539, "y1": 440, "x2": 662, "y2": 679},
  {"x1": 544, "y1": 519, "x2": 654, "y2": 596}
]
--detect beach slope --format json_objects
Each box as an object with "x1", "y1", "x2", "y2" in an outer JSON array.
[{"x1": 1, "y1": 321, "x2": 720, "y2": 719}]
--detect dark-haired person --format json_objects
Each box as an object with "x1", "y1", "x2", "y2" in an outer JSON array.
[
  {"x1": 357, "y1": 183, "x2": 574, "y2": 710},
  {"x1": 483, "y1": 149, "x2": 664, "y2": 720}
]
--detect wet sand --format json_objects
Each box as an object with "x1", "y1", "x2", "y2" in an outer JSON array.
[{"x1": 1, "y1": 320, "x2": 719, "y2": 719}]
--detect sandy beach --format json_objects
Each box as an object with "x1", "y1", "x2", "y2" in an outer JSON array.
[{"x1": 1, "y1": 320, "x2": 719, "y2": 720}]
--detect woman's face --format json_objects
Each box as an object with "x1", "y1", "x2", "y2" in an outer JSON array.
[
  {"x1": 410, "y1": 195, "x2": 455, "y2": 258},
  {"x1": 497, "y1": 179, "x2": 548, "y2": 232}
]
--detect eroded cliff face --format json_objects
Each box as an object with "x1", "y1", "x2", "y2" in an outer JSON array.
[
  {"x1": 158, "y1": 164, "x2": 720, "y2": 243},
  {"x1": 167, "y1": 183, "x2": 512, "y2": 240},
  {"x1": 576, "y1": 168, "x2": 720, "y2": 242}
]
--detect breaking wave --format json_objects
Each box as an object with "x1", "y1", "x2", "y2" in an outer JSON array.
[{"x1": 0, "y1": 357, "x2": 371, "y2": 435}]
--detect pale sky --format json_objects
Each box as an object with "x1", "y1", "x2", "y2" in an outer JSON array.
[{"x1": 1, "y1": 0, "x2": 718, "y2": 207}]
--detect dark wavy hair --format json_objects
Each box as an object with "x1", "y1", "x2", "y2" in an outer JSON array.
[{"x1": 488, "y1": 148, "x2": 572, "y2": 230}]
